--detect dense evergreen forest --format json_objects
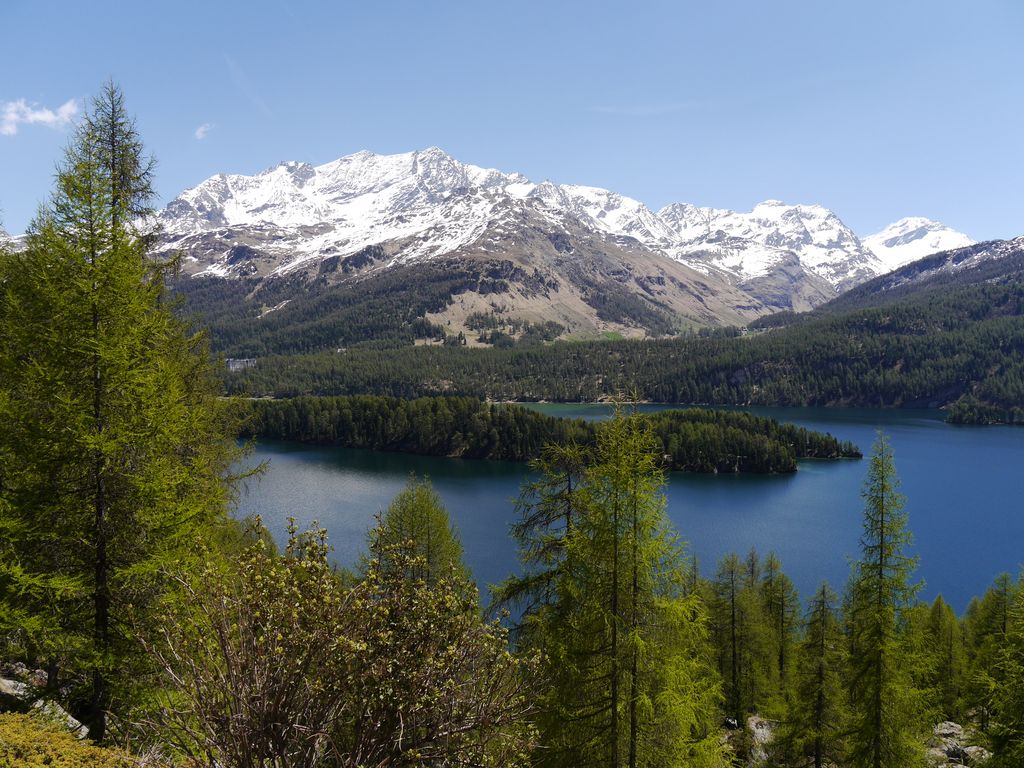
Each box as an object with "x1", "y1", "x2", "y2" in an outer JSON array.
[
  {"x1": 6, "y1": 85, "x2": 1024, "y2": 768},
  {"x1": 245, "y1": 395, "x2": 860, "y2": 472},
  {"x1": 219, "y1": 277, "x2": 1024, "y2": 420}
]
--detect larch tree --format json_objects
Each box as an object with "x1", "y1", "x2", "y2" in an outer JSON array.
[
  {"x1": 759, "y1": 551, "x2": 801, "y2": 717},
  {"x1": 990, "y1": 586, "x2": 1024, "y2": 767},
  {"x1": 922, "y1": 595, "x2": 965, "y2": 721},
  {"x1": 367, "y1": 475, "x2": 468, "y2": 584},
  {"x1": 711, "y1": 552, "x2": 769, "y2": 726},
  {"x1": 846, "y1": 432, "x2": 924, "y2": 768},
  {"x1": 963, "y1": 572, "x2": 1016, "y2": 731},
  {"x1": 523, "y1": 409, "x2": 723, "y2": 768},
  {"x1": 0, "y1": 83, "x2": 238, "y2": 741},
  {"x1": 777, "y1": 583, "x2": 847, "y2": 768},
  {"x1": 711, "y1": 553, "x2": 744, "y2": 724},
  {"x1": 492, "y1": 441, "x2": 589, "y2": 636}
]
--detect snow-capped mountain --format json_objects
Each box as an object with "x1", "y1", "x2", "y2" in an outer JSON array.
[
  {"x1": 863, "y1": 217, "x2": 974, "y2": 273},
  {"x1": 0, "y1": 227, "x2": 25, "y2": 251},
  {"x1": 160, "y1": 148, "x2": 773, "y2": 336},
  {"x1": 523, "y1": 182, "x2": 681, "y2": 251},
  {"x1": 160, "y1": 148, "x2": 534, "y2": 275},
  {"x1": 659, "y1": 200, "x2": 882, "y2": 288},
  {"x1": 160, "y1": 148, "x2": 877, "y2": 291},
  {"x1": 157, "y1": 148, "x2": 987, "y2": 336}
]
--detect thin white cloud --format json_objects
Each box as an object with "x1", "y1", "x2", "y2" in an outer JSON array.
[
  {"x1": 1, "y1": 98, "x2": 78, "y2": 136},
  {"x1": 194, "y1": 122, "x2": 213, "y2": 140},
  {"x1": 225, "y1": 54, "x2": 273, "y2": 117}
]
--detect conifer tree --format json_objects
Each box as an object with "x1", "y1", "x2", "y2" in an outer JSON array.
[
  {"x1": 922, "y1": 595, "x2": 965, "y2": 720},
  {"x1": 492, "y1": 441, "x2": 589, "y2": 632},
  {"x1": 743, "y1": 547, "x2": 761, "y2": 590},
  {"x1": 760, "y1": 551, "x2": 801, "y2": 716},
  {"x1": 963, "y1": 573, "x2": 1016, "y2": 731},
  {"x1": 711, "y1": 552, "x2": 769, "y2": 725},
  {"x1": 368, "y1": 475, "x2": 468, "y2": 584},
  {"x1": 846, "y1": 433, "x2": 923, "y2": 768},
  {"x1": 522, "y1": 410, "x2": 723, "y2": 768},
  {"x1": 0, "y1": 83, "x2": 237, "y2": 740},
  {"x1": 901, "y1": 603, "x2": 938, "y2": 723},
  {"x1": 778, "y1": 583, "x2": 847, "y2": 768},
  {"x1": 990, "y1": 586, "x2": 1024, "y2": 767},
  {"x1": 712, "y1": 553, "x2": 744, "y2": 723}
]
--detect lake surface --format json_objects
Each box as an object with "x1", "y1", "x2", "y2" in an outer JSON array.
[{"x1": 235, "y1": 406, "x2": 1024, "y2": 612}]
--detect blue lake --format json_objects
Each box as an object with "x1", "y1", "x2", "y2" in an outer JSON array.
[{"x1": 235, "y1": 406, "x2": 1024, "y2": 613}]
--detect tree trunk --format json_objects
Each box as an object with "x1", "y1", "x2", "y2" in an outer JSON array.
[
  {"x1": 731, "y1": 572, "x2": 739, "y2": 721},
  {"x1": 814, "y1": 590, "x2": 826, "y2": 768},
  {"x1": 629, "y1": 486, "x2": 638, "y2": 768},
  {"x1": 873, "y1": 485, "x2": 886, "y2": 768},
  {"x1": 90, "y1": 294, "x2": 110, "y2": 742},
  {"x1": 611, "y1": 487, "x2": 620, "y2": 768}
]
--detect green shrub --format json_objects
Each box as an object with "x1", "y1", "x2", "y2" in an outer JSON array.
[{"x1": 0, "y1": 713, "x2": 136, "y2": 767}]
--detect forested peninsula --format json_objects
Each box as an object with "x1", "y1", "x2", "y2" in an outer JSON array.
[{"x1": 243, "y1": 395, "x2": 861, "y2": 473}]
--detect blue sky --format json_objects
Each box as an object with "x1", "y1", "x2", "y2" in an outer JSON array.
[{"x1": 2, "y1": 0, "x2": 1021, "y2": 239}]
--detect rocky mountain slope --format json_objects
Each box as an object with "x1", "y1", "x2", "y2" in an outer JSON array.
[
  {"x1": 658, "y1": 200, "x2": 877, "y2": 310},
  {"x1": 816, "y1": 236, "x2": 1024, "y2": 317},
  {"x1": 159, "y1": 149, "x2": 766, "y2": 340},
  {"x1": 156, "y1": 148, "x2": 976, "y2": 341}
]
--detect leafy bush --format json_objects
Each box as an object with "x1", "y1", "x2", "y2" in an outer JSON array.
[
  {"x1": 149, "y1": 518, "x2": 537, "y2": 768},
  {"x1": 0, "y1": 713, "x2": 136, "y2": 767}
]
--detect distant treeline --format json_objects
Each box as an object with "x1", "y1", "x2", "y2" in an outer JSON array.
[
  {"x1": 242, "y1": 395, "x2": 860, "y2": 473},
  {"x1": 224, "y1": 280, "x2": 1024, "y2": 418},
  {"x1": 945, "y1": 396, "x2": 1024, "y2": 425}
]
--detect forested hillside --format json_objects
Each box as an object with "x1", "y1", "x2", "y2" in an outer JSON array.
[
  {"x1": 224, "y1": 274, "x2": 1024, "y2": 415},
  {"x1": 801, "y1": 237, "x2": 1024, "y2": 317}
]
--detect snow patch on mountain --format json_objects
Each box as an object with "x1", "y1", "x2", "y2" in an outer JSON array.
[
  {"x1": 0, "y1": 227, "x2": 25, "y2": 251},
  {"x1": 863, "y1": 217, "x2": 974, "y2": 273},
  {"x1": 519, "y1": 182, "x2": 679, "y2": 250},
  {"x1": 159, "y1": 148, "x2": 536, "y2": 276},
  {"x1": 158, "y1": 147, "x2": 980, "y2": 300},
  {"x1": 658, "y1": 200, "x2": 881, "y2": 289}
]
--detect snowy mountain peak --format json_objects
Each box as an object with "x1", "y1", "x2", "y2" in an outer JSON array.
[
  {"x1": 655, "y1": 199, "x2": 879, "y2": 290},
  {"x1": 520, "y1": 182, "x2": 677, "y2": 248},
  {"x1": 863, "y1": 217, "x2": 974, "y2": 272},
  {"x1": 0, "y1": 227, "x2": 25, "y2": 251},
  {"x1": 156, "y1": 148, "x2": 987, "y2": 310},
  {"x1": 657, "y1": 203, "x2": 730, "y2": 239},
  {"x1": 750, "y1": 200, "x2": 833, "y2": 223},
  {"x1": 162, "y1": 148, "x2": 526, "y2": 239},
  {"x1": 867, "y1": 216, "x2": 967, "y2": 245},
  {"x1": 310, "y1": 147, "x2": 522, "y2": 200}
]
